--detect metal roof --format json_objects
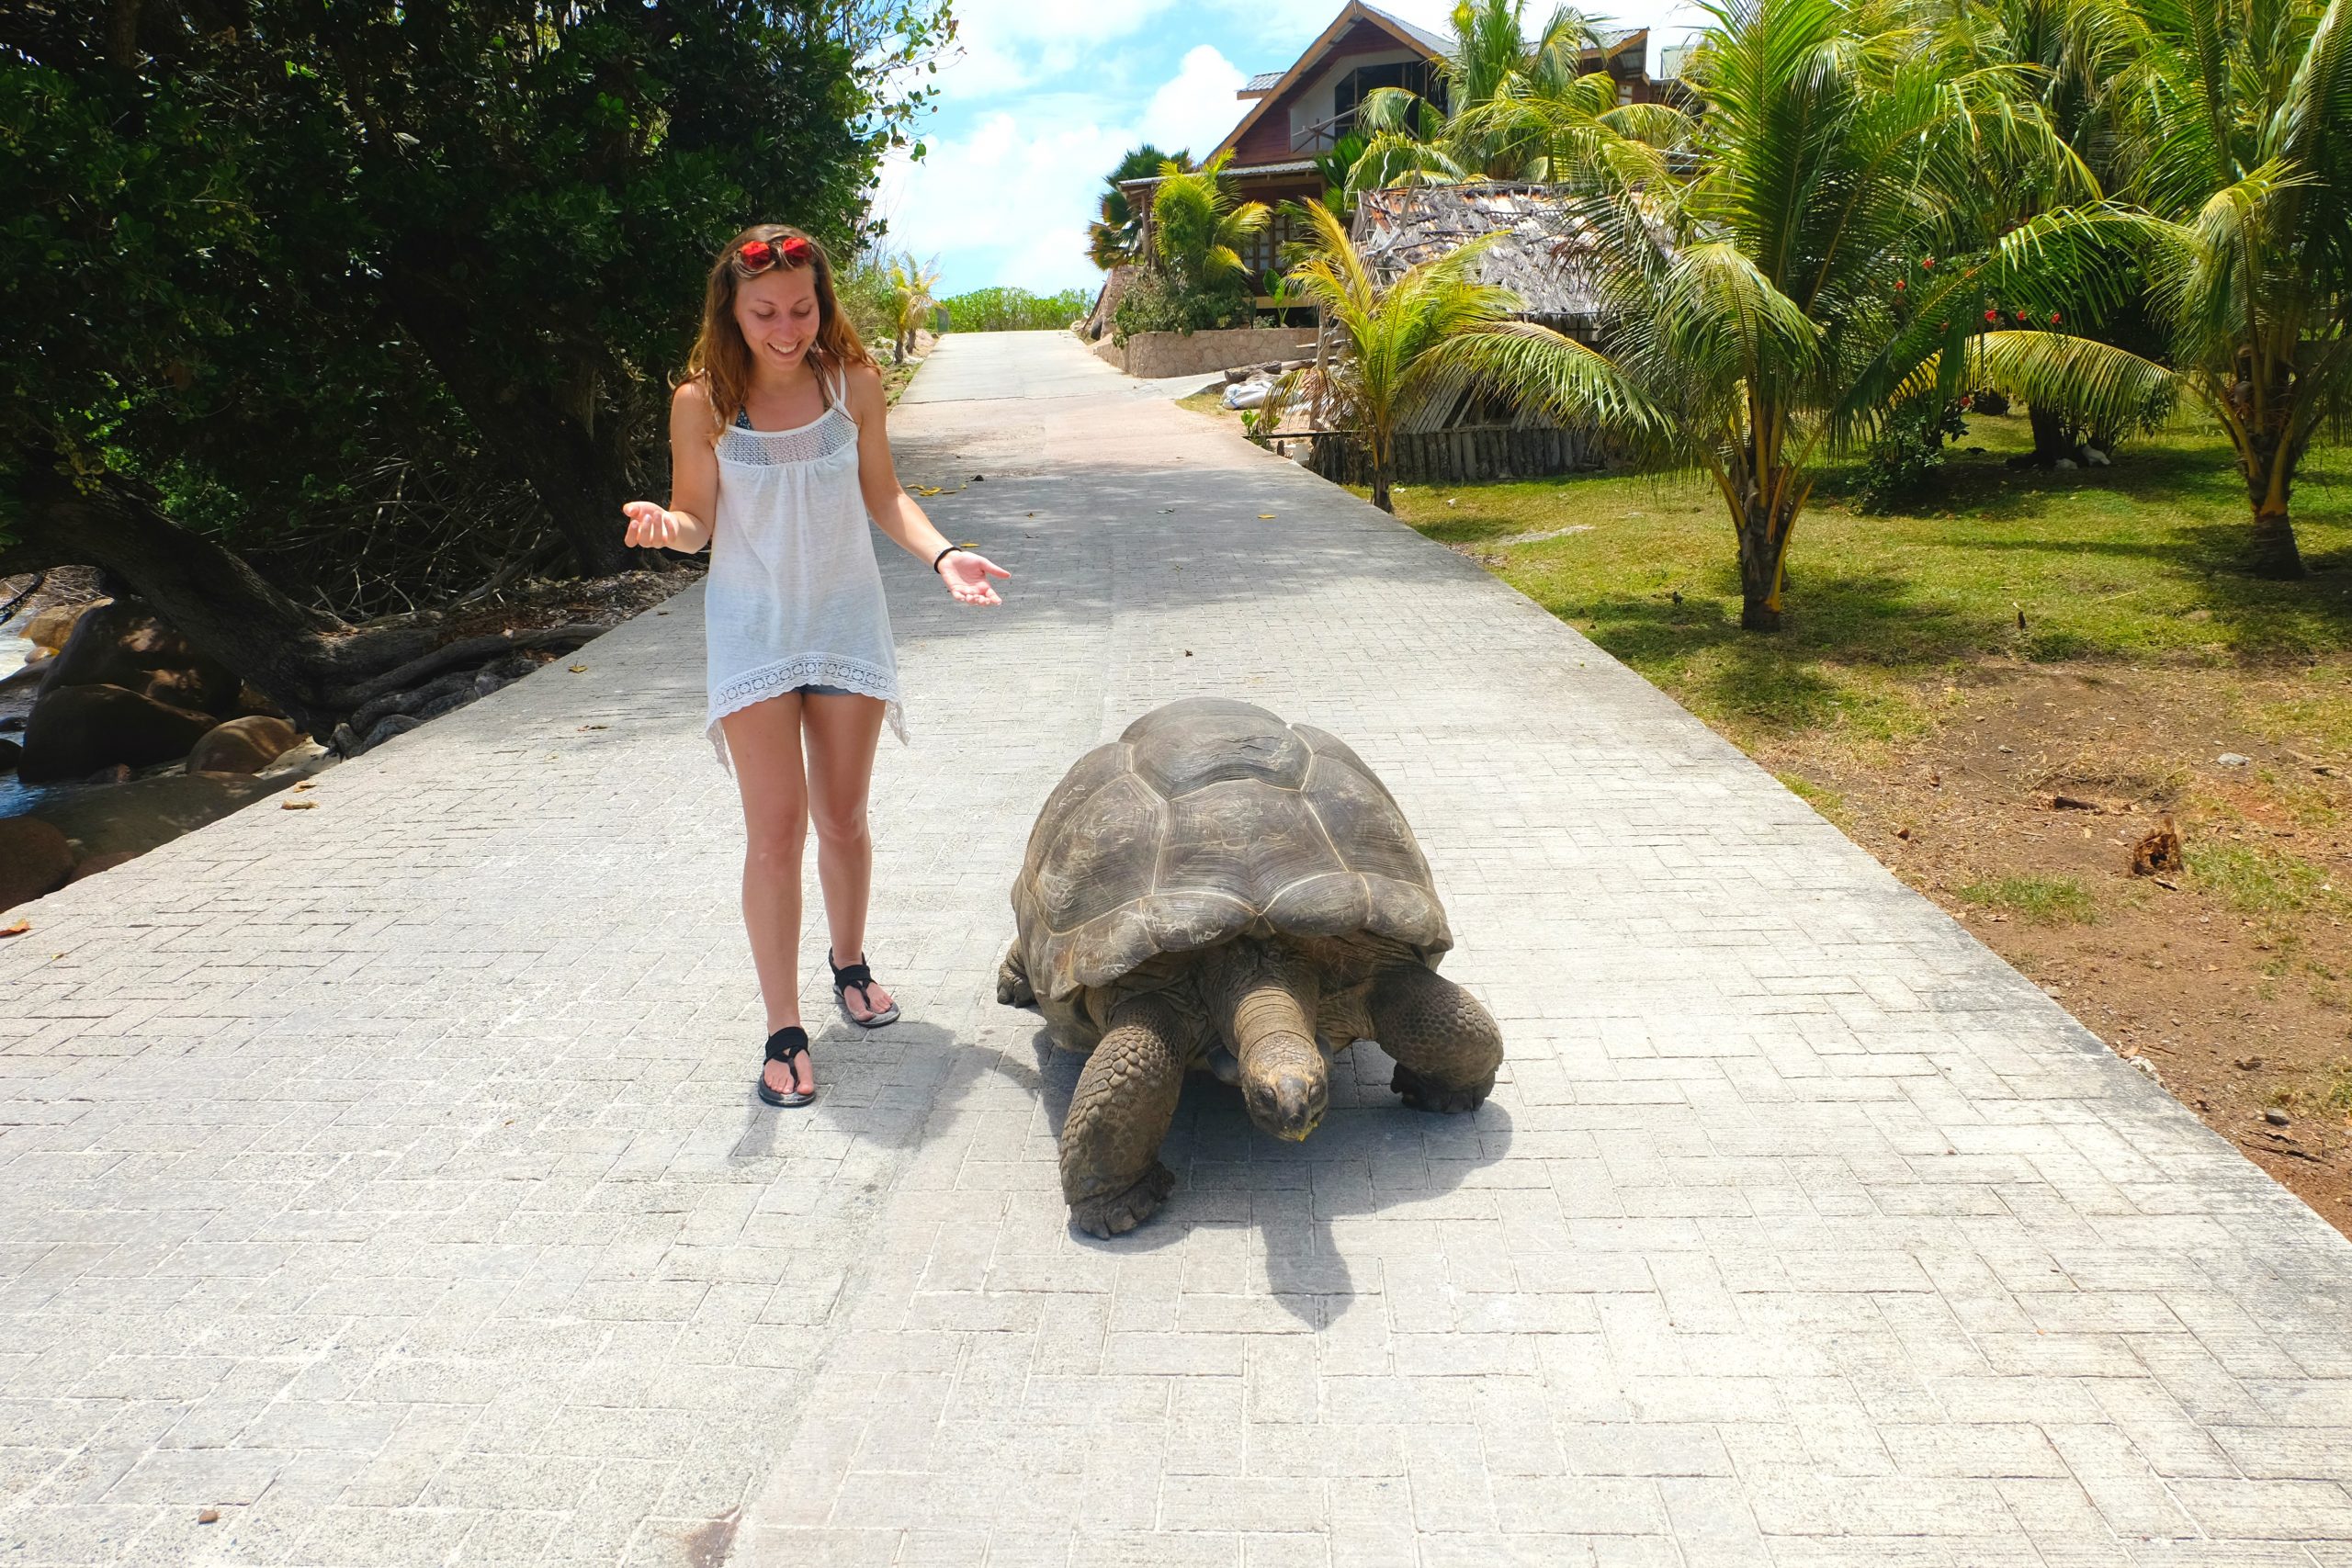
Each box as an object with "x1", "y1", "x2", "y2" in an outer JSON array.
[{"x1": 1242, "y1": 71, "x2": 1285, "y2": 93}]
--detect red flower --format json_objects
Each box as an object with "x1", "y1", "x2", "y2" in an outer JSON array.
[
  {"x1": 1984, "y1": 309, "x2": 2000, "y2": 322},
  {"x1": 1895, "y1": 279, "x2": 1906, "y2": 291},
  {"x1": 782, "y1": 236, "x2": 814, "y2": 264},
  {"x1": 2016, "y1": 310, "x2": 2030, "y2": 323},
  {"x1": 1960, "y1": 395, "x2": 1974, "y2": 410},
  {"x1": 740, "y1": 240, "x2": 774, "y2": 268},
  {"x1": 1939, "y1": 320, "x2": 1949, "y2": 331},
  {"x1": 1923, "y1": 257, "x2": 1936, "y2": 269},
  {"x1": 2049, "y1": 310, "x2": 2062, "y2": 324}
]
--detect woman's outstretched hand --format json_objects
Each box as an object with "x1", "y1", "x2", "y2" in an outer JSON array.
[
  {"x1": 621, "y1": 500, "x2": 694, "y2": 551},
  {"x1": 941, "y1": 551, "x2": 1010, "y2": 607}
]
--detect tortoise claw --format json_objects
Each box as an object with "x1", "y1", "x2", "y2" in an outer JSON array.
[
  {"x1": 997, "y1": 944, "x2": 1035, "y2": 1008},
  {"x1": 1391, "y1": 1062, "x2": 1489, "y2": 1114},
  {"x1": 1069, "y1": 1161, "x2": 1175, "y2": 1237}
]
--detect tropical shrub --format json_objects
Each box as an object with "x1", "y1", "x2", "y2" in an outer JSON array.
[{"x1": 944, "y1": 288, "x2": 1093, "y2": 333}]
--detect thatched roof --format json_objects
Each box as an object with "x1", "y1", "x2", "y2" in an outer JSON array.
[{"x1": 1350, "y1": 183, "x2": 1602, "y2": 330}]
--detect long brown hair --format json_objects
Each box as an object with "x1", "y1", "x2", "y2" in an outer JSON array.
[{"x1": 681, "y1": 223, "x2": 876, "y2": 441}]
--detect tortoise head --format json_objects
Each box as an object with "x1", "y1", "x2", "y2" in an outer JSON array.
[
  {"x1": 1239, "y1": 1031, "x2": 1329, "y2": 1142},
  {"x1": 1209, "y1": 939, "x2": 1329, "y2": 1142}
]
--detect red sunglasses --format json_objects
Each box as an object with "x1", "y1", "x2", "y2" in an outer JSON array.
[{"x1": 736, "y1": 236, "x2": 815, "y2": 275}]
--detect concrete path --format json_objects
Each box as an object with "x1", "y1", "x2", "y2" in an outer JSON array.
[{"x1": 3, "y1": 330, "x2": 2348, "y2": 1568}]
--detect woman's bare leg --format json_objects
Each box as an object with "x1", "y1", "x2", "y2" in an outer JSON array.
[
  {"x1": 721, "y1": 695, "x2": 816, "y2": 1097},
  {"x1": 801, "y1": 693, "x2": 895, "y2": 1021}
]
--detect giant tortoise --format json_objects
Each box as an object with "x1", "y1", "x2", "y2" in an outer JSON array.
[{"x1": 998, "y1": 696, "x2": 1503, "y2": 1236}]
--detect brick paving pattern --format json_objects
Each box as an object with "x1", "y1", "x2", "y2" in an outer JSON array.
[{"x1": 2, "y1": 332, "x2": 2347, "y2": 1567}]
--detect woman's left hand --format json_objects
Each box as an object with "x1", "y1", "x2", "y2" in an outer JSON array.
[{"x1": 940, "y1": 550, "x2": 1011, "y2": 606}]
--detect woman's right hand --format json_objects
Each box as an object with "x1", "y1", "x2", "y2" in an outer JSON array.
[{"x1": 622, "y1": 500, "x2": 688, "y2": 550}]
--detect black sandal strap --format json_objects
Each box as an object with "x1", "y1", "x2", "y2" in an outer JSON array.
[
  {"x1": 829, "y1": 952, "x2": 876, "y2": 1002},
  {"x1": 763, "y1": 1026, "x2": 808, "y2": 1064}
]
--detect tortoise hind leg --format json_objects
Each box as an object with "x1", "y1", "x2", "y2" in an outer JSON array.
[
  {"x1": 1060, "y1": 993, "x2": 1187, "y2": 1236},
  {"x1": 1370, "y1": 964, "x2": 1502, "y2": 1113},
  {"x1": 997, "y1": 942, "x2": 1035, "y2": 1008}
]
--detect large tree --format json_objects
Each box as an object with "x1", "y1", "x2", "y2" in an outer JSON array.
[
  {"x1": 0, "y1": 0, "x2": 948, "y2": 727},
  {"x1": 2107, "y1": 0, "x2": 2352, "y2": 576}
]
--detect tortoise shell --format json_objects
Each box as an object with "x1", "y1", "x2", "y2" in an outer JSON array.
[{"x1": 1012, "y1": 696, "x2": 1452, "y2": 1004}]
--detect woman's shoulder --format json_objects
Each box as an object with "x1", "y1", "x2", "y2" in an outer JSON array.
[{"x1": 673, "y1": 374, "x2": 716, "y2": 414}]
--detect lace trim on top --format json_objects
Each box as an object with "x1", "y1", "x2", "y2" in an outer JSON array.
[
  {"x1": 717, "y1": 405, "x2": 859, "y2": 468},
  {"x1": 705, "y1": 653, "x2": 907, "y2": 773}
]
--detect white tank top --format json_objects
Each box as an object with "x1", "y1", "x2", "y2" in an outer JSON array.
[{"x1": 702, "y1": 359, "x2": 906, "y2": 770}]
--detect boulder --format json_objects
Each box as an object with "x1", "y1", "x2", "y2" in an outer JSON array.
[
  {"x1": 18, "y1": 682, "x2": 220, "y2": 784},
  {"x1": 0, "y1": 817, "x2": 74, "y2": 910},
  {"x1": 40, "y1": 597, "x2": 240, "y2": 716},
  {"x1": 187, "y1": 715, "x2": 300, "y2": 775},
  {"x1": 0, "y1": 738, "x2": 17, "y2": 773},
  {"x1": 22, "y1": 602, "x2": 93, "y2": 653},
  {"x1": 67, "y1": 850, "x2": 141, "y2": 883}
]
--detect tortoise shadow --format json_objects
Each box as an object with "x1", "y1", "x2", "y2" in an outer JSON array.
[{"x1": 1019, "y1": 1021, "x2": 1513, "y2": 1328}]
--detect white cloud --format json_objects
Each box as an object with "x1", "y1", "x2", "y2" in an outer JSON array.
[{"x1": 873, "y1": 44, "x2": 1252, "y2": 297}]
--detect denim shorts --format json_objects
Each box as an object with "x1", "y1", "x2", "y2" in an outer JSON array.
[{"x1": 794, "y1": 683, "x2": 856, "y2": 698}]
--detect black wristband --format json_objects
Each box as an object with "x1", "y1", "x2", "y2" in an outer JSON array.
[{"x1": 932, "y1": 544, "x2": 967, "y2": 573}]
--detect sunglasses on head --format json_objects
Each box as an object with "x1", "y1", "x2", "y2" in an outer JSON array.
[{"x1": 736, "y1": 236, "x2": 814, "y2": 275}]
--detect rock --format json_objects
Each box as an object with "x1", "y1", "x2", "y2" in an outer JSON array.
[
  {"x1": 232, "y1": 683, "x2": 288, "y2": 719},
  {"x1": 0, "y1": 738, "x2": 17, "y2": 773},
  {"x1": 187, "y1": 715, "x2": 300, "y2": 775},
  {"x1": 2264, "y1": 1108, "x2": 2290, "y2": 1127},
  {"x1": 257, "y1": 739, "x2": 330, "y2": 779},
  {"x1": 2216, "y1": 752, "x2": 2250, "y2": 767},
  {"x1": 66, "y1": 850, "x2": 141, "y2": 883},
  {"x1": 472, "y1": 669, "x2": 512, "y2": 698},
  {"x1": 2053, "y1": 457, "x2": 2078, "y2": 470},
  {"x1": 22, "y1": 602, "x2": 94, "y2": 652},
  {"x1": 2084, "y1": 446, "x2": 2110, "y2": 467},
  {"x1": 40, "y1": 597, "x2": 239, "y2": 716},
  {"x1": 18, "y1": 682, "x2": 220, "y2": 784},
  {"x1": 0, "y1": 818, "x2": 74, "y2": 910}
]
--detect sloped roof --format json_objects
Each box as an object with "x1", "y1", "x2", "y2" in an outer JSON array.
[
  {"x1": 1350, "y1": 183, "x2": 1604, "y2": 325},
  {"x1": 1215, "y1": 2, "x2": 1453, "y2": 165}
]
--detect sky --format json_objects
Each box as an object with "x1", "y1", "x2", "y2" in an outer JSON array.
[{"x1": 869, "y1": 0, "x2": 1702, "y2": 300}]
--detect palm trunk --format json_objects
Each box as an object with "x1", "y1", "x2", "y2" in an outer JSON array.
[
  {"x1": 2245, "y1": 429, "x2": 2307, "y2": 580},
  {"x1": 2028, "y1": 403, "x2": 2079, "y2": 466},
  {"x1": 1738, "y1": 516, "x2": 1782, "y2": 631},
  {"x1": 1371, "y1": 460, "x2": 1393, "y2": 513}
]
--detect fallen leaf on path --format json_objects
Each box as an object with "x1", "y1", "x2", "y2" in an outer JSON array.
[
  {"x1": 0, "y1": 920, "x2": 28, "y2": 939},
  {"x1": 569, "y1": 664, "x2": 588, "y2": 672},
  {"x1": 1259, "y1": 513, "x2": 1276, "y2": 519},
  {"x1": 197, "y1": 1509, "x2": 220, "y2": 1525},
  {"x1": 281, "y1": 800, "x2": 317, "y2": 810}
]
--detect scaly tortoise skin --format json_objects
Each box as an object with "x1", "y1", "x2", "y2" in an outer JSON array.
[{"x1": 998, "y1": 696, "x2": 1503, "y2": 1236}]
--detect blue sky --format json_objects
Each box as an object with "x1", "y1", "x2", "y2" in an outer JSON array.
[{"x1": 871, "y1": 0, "x2": 1698, "y2": 300}]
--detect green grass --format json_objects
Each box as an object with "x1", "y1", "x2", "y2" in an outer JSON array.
[
  {"x1": 1774, "y1": 770, "x2": 1850, "y2": 824},
  {"x1": 1385, "y1": 415, "x2": 2352, "y2": 747},
  {"x1": 1954, "y1": 874, "x2": 2102, "y2": 924},
  {"x1": 2186, "y1": 840, "x2": 2344, "y2": 915}
]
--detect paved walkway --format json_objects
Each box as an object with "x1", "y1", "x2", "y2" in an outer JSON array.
[{"x1": 4, "y1": 331, "x2": 2349, "y2": 1568}]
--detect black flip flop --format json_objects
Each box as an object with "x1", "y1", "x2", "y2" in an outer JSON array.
[
  {"x1": 757, "y1": 1026, "x2": 815, "y2": 1108},
  {"x1": 829, "y1": 950, "x2": 901, "y2": 1028}
]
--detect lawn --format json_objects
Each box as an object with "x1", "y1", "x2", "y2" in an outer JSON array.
[
  {"x1": 1389, "y1": 413, "x2": 2352, "y2": 753},
  {"x1": 1372, "y1": 412, "x2": 2352, "y2": 1232}
]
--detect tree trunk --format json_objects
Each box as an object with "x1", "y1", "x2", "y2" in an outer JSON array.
[
  {"x1": 1370, "y1": 461, "x2": 1393, "y2": 514},
  {"x1": 4, "y1": 457, "x2": 599, "y2": 731},
  {"x1": 1738, "y1": 502, "x2": 1784, "y2": 632},
  {"x1": 2249, "y1": 502, "x2": 2306, "y2": 579},
  {"x1": 2027, "y1": 402, "x2": 2079, "y2": 466}
]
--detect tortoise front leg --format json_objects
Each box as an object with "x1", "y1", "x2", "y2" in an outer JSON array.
[
  {"x1": 1370, "y1": 964, "x2": 1502, "y2": 1113},
  {"x1": 996, "y1": 941, "x2": 1035, "y2": 1008},
  {"x1": 1059, "y1": 992, "x2": 1189, "y2": 1236}
]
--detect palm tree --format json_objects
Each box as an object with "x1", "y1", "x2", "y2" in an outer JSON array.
[
  {"x1": 2101, "y1": 0, "x2": 2352, "y2": 576},
  {"x1": 1262, "y1": 199, "x2": 1652, "y2": 513},
  {"x1": 1088, "y1": 146, "x2": 1193, "y2": 272},
  {"x1": 1149, "y1": 152, "x2": 1271, "y2": 299},
  {"x1": 886, "y1": 258, "x2": 940, "y2": 364},
  {"x1": 1477, "y1": 0, "x2": 2162, "y2": 629}
]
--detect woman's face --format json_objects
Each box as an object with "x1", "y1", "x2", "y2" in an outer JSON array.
[{"x1": 732, "y1": 265, "x2": 821, "y2": 373}]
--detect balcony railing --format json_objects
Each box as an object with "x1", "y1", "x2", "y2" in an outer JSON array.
[{"x1": 1291, "y1": 107, "x2": 1359, "y2": 153}]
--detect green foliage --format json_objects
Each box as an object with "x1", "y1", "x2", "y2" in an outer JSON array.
[
  {"x1": 944, "y1": 287, "x2": 1093, "y2": 332},
  {"x1": 0, "y1": 0, "x2": 951, "y2": 607},
  {"x1": 1856, "y1": 399, "x2": 1971, "y2": 513},
  {"x1": 1089, "y1": 145, "x2": 1191, "y2": 271},
  {"x1": 1148, "y1": 152, "x2": 1268, "y2": 302},
  {"x1": 1109, "y1": 272, "x2": 1252, "y2": 344},
  {"x1": 2188, "y1": 842, "x2": 2343, "y2": 916}
]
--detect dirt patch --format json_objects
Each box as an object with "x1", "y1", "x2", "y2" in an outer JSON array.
[{"x1": 1762, "y1": 660, "x2": 2352, "y2": 1231}]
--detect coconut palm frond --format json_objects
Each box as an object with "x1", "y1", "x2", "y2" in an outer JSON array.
[{"x1": 1970, "y1": 327, "x2": 2177, "y2": 430}]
